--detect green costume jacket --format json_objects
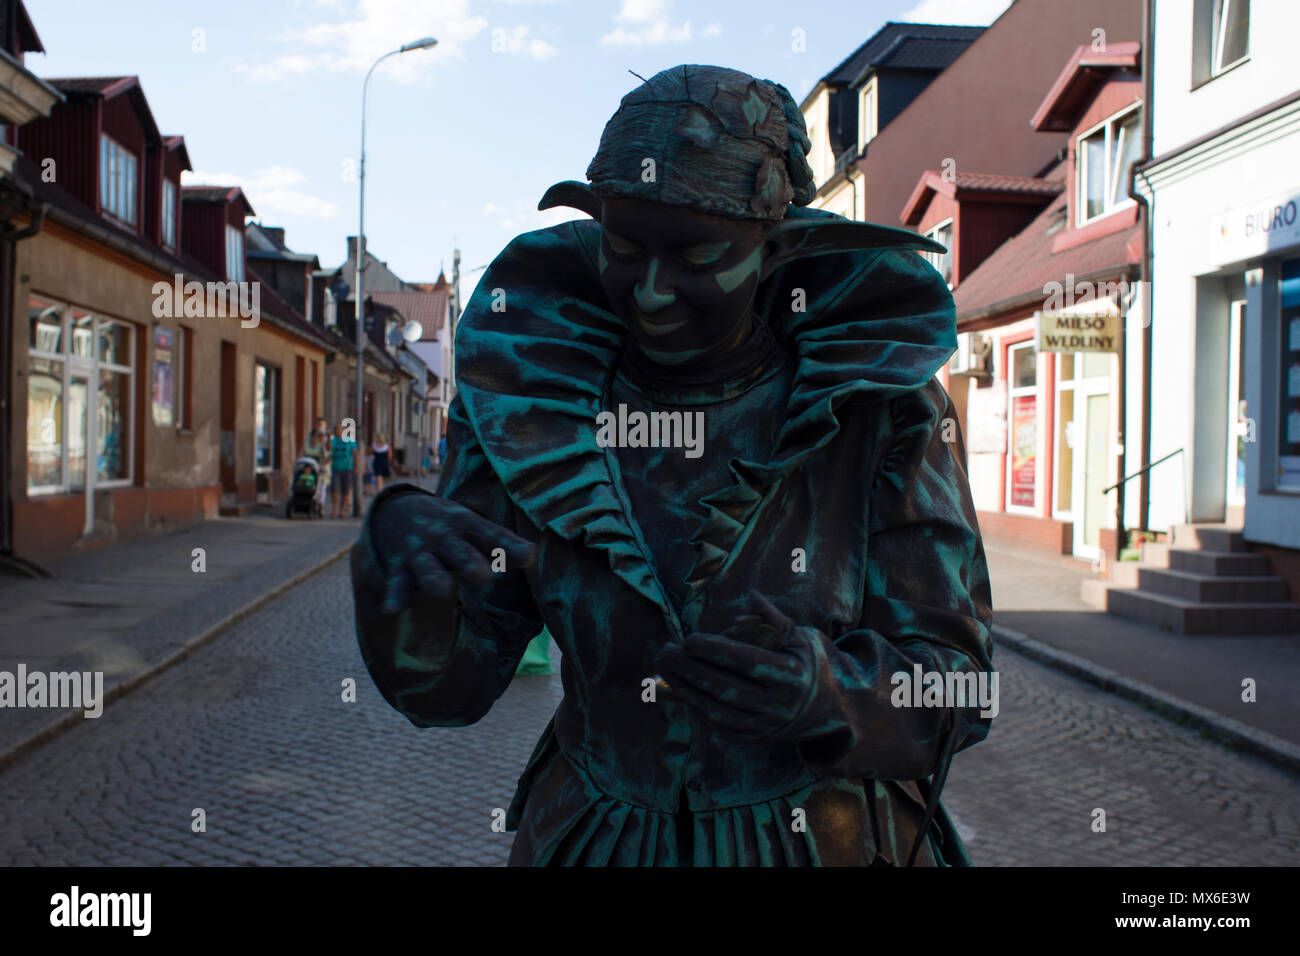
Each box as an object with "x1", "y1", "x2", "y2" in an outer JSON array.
[{"x1": 351, "y1": 206, "x2": 995, "y2": 866}]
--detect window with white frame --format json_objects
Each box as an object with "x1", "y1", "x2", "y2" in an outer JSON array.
[
  {"x1": 1076, "y1": 107, "x2": 1141, "y2": 225},
  {"x1": 254, "y1": 362, "x2": 280, "y2": 471},
  {"x1": 858, "y1": 80, "x2": 877, "y2": 150},
  {"x1": 226, "y1": 224, "x2": 245, "y2": 282},
  {"x1": 922, "y1": 219, "x2": 954, "y2": 287},
  {"x1": 26, "y1": 296, "x2": 135, "y2": 493},
  {"x1": 1193, "y1": 0, "x2": 1250, "y2": 85},
  {"x1": 162, "y1": 180, "x2": 177, "y2": 249},
  {"x1": 99, "y1": 135, "x2": 138, "y2": 227}
]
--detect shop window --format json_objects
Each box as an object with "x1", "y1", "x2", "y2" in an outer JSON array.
[
  {"x1": 1193, "y1": 0, "x2": 1250, "y2": 86},
  {"x1": 255, "y1": 362, "x2": 281, "y2": 471},
  {"x1": 26, "y1": 297, "x2": 135, "y2": 494},
  {"x1": 1077, "y1": 107, "x2": 1141, "y2": 225},
  {"x1": 1279, "y1": 258, "x2": 1300, "y2": 490},
  {"x1": 1007, "y1": 342, "x2": 1038, "y2": 511},
  {"x1": 152, "y1": 325, "x2": 176, "y2": 427}
]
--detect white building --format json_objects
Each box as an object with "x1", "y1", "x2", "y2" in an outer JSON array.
[{"x1": 1137, "y1": 0, "x2": 1300, "y2": 564}]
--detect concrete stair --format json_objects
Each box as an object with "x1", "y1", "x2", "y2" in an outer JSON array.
[
  {"x1": 1080, "y1": 524, "x2": 1300, "y2": 634},
  {"x1": 218, "y1": 500, "x2": 263, "y2": 517}
]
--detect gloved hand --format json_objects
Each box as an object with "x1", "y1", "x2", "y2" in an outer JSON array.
[
  {"x1": 369, "y1": 489, "x2": 538, "y2": 615},
  {"x1": 654, "y1": 591, "x2": 823, "y2": 740}
]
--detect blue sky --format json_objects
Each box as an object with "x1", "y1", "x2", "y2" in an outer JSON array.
[{"x1": 27, "y1": 0, "x2": 1011, "y2": 302}]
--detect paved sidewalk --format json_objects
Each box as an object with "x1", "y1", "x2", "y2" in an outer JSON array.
[
  {"x1": 985, "y1": 540, "x2": 1300, "y2": 766},
  {"x1": 0, "y1": 476, "x2": 438, "y2": 769}
]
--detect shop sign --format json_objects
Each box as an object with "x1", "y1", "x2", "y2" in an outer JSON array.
[
  {"x1": 1213, "y1": 187, "x2": 1300, "y2": 264},
  {"x1": 1035, "y1": 310, "x2": 1119, "y2": 354}
]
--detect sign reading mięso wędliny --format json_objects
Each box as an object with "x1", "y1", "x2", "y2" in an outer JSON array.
[
  {"x1": 595, "y1": 404, "x2": 705, "y2": 459},
  {"x1": 0, "y1": 664, "x2": 103, "y2": 718}
]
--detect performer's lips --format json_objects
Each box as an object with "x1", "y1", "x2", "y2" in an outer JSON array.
[{"x1": 630, "y1": 307, "x2": 687, "y2": 337}]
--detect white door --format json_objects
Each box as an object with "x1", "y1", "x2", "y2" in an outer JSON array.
[
  {"x1": 1072, "y1": 377, "x2": 1110, "y2": 560},
  {"x1": 67, "y1": 365, "x2": 96, "y2": 536}
]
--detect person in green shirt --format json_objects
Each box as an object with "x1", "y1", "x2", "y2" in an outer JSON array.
[{"x1": 330, "y1": 424, "x2": 358, "y2": 518}]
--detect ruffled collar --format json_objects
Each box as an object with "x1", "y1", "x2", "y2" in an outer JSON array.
[{"x1": 453, "y1": 204, "x2": 956, "y2": 633}]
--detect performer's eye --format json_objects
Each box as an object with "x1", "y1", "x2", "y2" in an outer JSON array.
[
  {"x1": 604, "y1": 230, "x2": 642, "y2": 259},
  {"x1": 679, "y1": 241, "x2": 731, "y2": 267}
]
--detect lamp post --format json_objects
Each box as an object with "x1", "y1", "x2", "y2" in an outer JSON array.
[{"x1": 354, "y1": 35, "x2": 437, "y2": 515}]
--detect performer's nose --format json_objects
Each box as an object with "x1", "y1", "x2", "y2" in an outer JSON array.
[{"x1": 634, "y1": 258, "x2": 676, "y2": 314}]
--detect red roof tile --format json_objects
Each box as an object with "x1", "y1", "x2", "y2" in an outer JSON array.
[
  {"x1": 370, "y1": 290, "x2": 448, "y2": 339},
  {"x1": 952, "y1": 163, "x2": 1141, "y2": 322}
]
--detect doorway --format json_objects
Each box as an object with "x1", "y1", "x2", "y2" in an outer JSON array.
[{"x1": 1225, "y1": 298, "x2": 1248, "y2": 510}]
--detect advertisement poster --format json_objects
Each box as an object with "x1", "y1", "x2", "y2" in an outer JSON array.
[
  {"x1": 1010, "y1": 394, "x2": 1037, "y2": 507},
  {"x1": 152, "y1": 325, "x2": 174, "y2": 426}
]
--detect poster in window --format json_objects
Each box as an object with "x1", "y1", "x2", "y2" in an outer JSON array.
[
  {"x1": 152, "y1": 325, "x2": 174, "y2": 426},
  {"x1": 1010, "y1": 394, "x2": 1037, "y2": 508}
]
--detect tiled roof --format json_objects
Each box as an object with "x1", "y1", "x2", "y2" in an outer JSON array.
[
  {"x1": 901, "y1": 168, "x2": 1062, "y2": 226},
  {"x1": 370, "y1": 290, "x2": 448, "y2": 339},
  {"x1": 952, "y1": 167, "x2": 1141, "y2": 321},
  {"x1": 821, "y1": 22, "x2": 984, "y2": 87},
  {"x1": 948, "y1": 172, "x2": 1064, "y2": 194},
  {"x1": 875, "y1": 36, "x2": 976, "y2": 72}
]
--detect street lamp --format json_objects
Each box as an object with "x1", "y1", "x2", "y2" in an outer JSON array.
[{"x1": 354, "y1": 35, "x2": 437, "y2": 516}]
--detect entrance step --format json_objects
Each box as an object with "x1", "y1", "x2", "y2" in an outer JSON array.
[
  {"x1": 218, "y1": 501, "x2": 262, "y2": 517},
  {"x1": 1081, "y1": 583, "x2": 1300, "y2": 634},
  {"x1": 1082, "y1": 521, "x2": 1300, "y2": 635},
  {"x1": 1107, "y1": 563, "x2": 1289, "y2": 602}
]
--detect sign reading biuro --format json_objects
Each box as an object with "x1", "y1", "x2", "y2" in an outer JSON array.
[{"x1": 1034, "y1": 310, "x2": 1120, "y2": 354}]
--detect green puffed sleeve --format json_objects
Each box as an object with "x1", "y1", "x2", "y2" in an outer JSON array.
[{"x1": 351, "y1": 394, "x2": 544, "y2": 727}]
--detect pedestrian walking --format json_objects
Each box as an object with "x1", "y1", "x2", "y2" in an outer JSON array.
[
  {"x1": 372, "y1": 433, "x2": 391, "y2": 493},
  {"x1": 330, "y1": 424, "x2": 358, "y2": 518}
]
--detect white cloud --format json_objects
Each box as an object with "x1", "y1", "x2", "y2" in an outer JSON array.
[
  {"x1": 600, "y1": 0, "x2": 696, "y2": 48},
  {"x1": 481, "y1": 197, "x2": 585, "y2": 236},
  {"x1": 184, "y1": 166, "x2": 340, "y2": 221},
  {"x1": 488, "y1": 24, "x2": 559, "y2": 60},
  {"x1": 897, "y1": 0, "x2": 1013, "y2": 26},
  {"x1": 235, "y1": 0, "x2": 487, "y2": 84}
]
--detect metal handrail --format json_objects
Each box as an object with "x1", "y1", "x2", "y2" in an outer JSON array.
[{"x1": 1102, "y1": 447, "x2": 1183, "y2": 495}]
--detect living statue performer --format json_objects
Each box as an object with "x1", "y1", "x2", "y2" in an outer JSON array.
[{"x1": 351, "y1": 64, "x2": 994, "y2": 866}]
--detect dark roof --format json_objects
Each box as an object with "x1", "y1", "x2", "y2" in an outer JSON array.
[
  {"x1": 46, "y1": 76, "x2": 162, "y2": 143},
  {"x1": 162, "y1": 135, "x2": 193, "y2": 172},
  {"x1": 47, "y1": 76, "x2": 135, "y2": 95},
  {"x1": 16, "y1": 0, "x2": 43, "y2": 53},
  {"x1": 952, "y1": 162, "x2": 1141, "y2": 321},
  {"x1": 820, "y1": 22, "x2": 984, "y2": 88},
  {"x1": 182, "y1": 185, "x2": 256, "y2": 218}
]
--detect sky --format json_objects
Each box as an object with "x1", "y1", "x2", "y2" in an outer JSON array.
[{"x1": 26, "y1": 0, "x2": 1013, "y2": 303}]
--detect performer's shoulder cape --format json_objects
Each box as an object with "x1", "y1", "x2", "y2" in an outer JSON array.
[{"x1": 452, "y1": 203, "x2": 958, "y2": 611}]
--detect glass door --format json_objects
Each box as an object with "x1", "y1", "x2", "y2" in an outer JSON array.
[
  {"x1": 67, "y1": 367, "x2": 96, "y2": 535},
  {"x1": 1226, "y1": 299, "x2": 1247, "y2": 508}
]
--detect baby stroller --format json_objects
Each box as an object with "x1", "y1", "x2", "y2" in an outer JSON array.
[{"x1": 285, "y1": 456, "x2": 324, "y2": 519}]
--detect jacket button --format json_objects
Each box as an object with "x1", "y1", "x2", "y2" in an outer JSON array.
[{"x1": 687, "y1": 780, "x2": 702, "y2": 792}]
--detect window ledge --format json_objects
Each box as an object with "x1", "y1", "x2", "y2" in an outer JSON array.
[
  {"x1": 1191, "y1": 56, "x2": 1250, "y2": 92},
  {"x1": 1053, "y1": 204, "x2": 1139, "y2": 254}
]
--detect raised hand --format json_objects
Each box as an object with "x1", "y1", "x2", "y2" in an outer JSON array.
[{"x1": 371, "y1": 491, "x2": 538, "y2": 616}]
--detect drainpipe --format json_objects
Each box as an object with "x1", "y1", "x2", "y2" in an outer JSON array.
[
  {"x1": 0, "y1": 200, "x2": 49, "y2": 576},
  {"x1": 1130, "y1": 0, "x2": 1156, "y2": 535}
]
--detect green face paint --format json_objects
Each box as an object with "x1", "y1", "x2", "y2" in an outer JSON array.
[{"x1": 714, "y1": 246, "x2": 762, "y2": 293}]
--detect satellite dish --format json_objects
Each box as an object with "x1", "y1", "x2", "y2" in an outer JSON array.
[{"x1": 402, "y1": 319, "x2": 423, "y2": 343}]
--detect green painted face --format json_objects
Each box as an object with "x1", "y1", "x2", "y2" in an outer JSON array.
[{"x1": 597, "y1": 197, "x2": 768, "y2": 366}]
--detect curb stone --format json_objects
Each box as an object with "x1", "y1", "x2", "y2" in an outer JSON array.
[
  {"x1": 993, "y1": 623, "x2": 1300, "y2": 777},
  {"x1": 0, "y1": 542, "x2": 354, "y2": 777}
]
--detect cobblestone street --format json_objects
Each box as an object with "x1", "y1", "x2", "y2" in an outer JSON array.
[{"x1": 1, "y1": 560, "x2": 1298, "y2": 866}]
